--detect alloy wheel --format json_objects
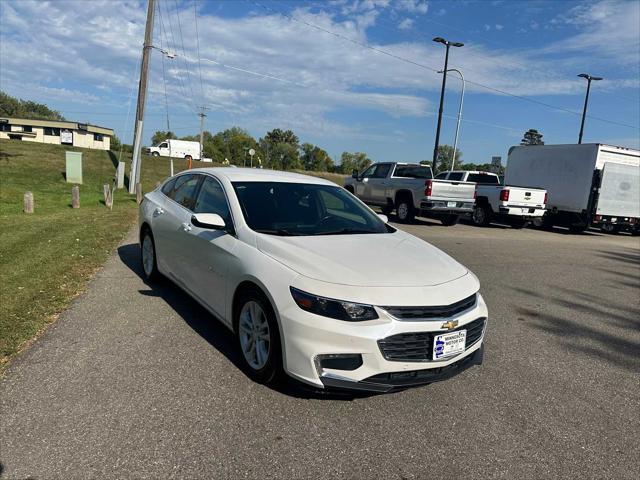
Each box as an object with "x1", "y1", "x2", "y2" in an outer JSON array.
[{"x1": 238, "y1": 301, "x2": 271, "y2": 370}]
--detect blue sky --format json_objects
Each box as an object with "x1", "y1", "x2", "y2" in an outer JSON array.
[{"x1": 1, "y1": 0, "x2": 639, "y2": 165}]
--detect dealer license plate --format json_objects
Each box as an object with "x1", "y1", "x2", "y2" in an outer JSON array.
[
  {"x1": 447, "y1": 201, "x2": 457, "y2": 207},
  {"x1": 433, "y1": 330, "x2": 466, "y2": 360}
]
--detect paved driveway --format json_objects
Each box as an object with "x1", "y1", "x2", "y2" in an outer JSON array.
[{"x1": 1, "y1": 221, "x2": 639, "y2": 479}]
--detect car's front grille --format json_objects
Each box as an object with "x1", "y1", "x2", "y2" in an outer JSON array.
[
  {"x1": 382, "y1": 294, "x2": 477, "y2": 320},
  {"x1": 377, "y1": 317, "x2": 486, "y2": 362}
]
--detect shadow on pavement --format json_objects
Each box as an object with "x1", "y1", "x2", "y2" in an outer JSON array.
[{"x1": 117, "y1": 242, "x2": 378, "y2": 401}]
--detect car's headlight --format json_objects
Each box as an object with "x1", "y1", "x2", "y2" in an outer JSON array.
[{"x1": 290, "y1": 287, "x2": 378, "y2": 321}]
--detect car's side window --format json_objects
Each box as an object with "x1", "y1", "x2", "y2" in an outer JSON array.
[
  {"x1": 361, "y1": 165, "x2": 377, "y2": 178},
  {"x1": 448, "y1": 172, "x2": 464, "y2": 181},
  {"x1": 161, "y1": 177, "x2": 176, "y2": 196},
  {"x1": 194, "y1": 177, "x2": 232, "y2": 226},
  {"x1": 171, "y1": 174, "x2": 201, "y2": 210},
  {"x1": 374, "y1": 164, "x2": 391, "y2": 178},
  {"x1": 435, "y1": 172, "x2": 448, "y2": 180}
]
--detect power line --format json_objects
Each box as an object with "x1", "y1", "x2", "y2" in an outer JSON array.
[
  {"x1": 173, "y1": 0, "x2": 198, "y2": 109},
  {"x1": 249, "y1": 0, "x2": 639, "y2": 131},
  {"x1": 156, "y1": 0, "x2": 171, "y2": 133},
  {"x1": 194, "y1": 0, "x2": 205, "y2": 102}
]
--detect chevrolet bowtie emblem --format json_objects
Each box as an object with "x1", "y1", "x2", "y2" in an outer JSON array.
[{"x1": 441, "y1": 320, "x2": 458, "y2": 330}]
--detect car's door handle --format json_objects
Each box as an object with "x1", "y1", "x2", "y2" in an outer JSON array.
[
  {"x1": 153, "y1": 207, "x2": 164, "y2": 217},
  {"x1": 181, "y1": 222, "x2": 192, "y2": 232}
]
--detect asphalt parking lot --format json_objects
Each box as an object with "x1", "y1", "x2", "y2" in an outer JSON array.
[{"x1": 1, "y1": 220, "x2": 639, "y2": 480}]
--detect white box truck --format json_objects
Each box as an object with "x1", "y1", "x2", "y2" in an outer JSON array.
[
  {"x1": 148, "y1": 139, "x2": 201, "y2": 161},
  {"x1": 506, "y1": 144, "x2": 639, "y2": 234}
]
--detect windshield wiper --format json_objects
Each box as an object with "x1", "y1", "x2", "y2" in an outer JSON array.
[
  {"x1": 254, "y1": 228, "x2": 304, "y2": 236},
  {"x1": 317, "y1": 228, "x2": 378, "y2": 235}
]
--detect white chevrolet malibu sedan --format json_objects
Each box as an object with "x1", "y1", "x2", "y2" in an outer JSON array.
[{"x1": 139, "y1": 168, "x2": 487, "y2": 392}]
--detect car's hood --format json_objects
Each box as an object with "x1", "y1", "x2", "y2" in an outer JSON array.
[{"x1": 256, "y1": 231, "x2": 468, "y2": 287}]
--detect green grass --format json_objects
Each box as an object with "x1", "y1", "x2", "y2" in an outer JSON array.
[{"x1": 0, "y1": 139, "x2": 344, "y2": 366}]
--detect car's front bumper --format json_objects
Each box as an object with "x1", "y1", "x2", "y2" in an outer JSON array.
[
  {"x1": 278, "y1": 282, "x2": 488, "y2": 391},
  {"x1": 320, "y1": 345, "x2": 483, "y2": 392}
]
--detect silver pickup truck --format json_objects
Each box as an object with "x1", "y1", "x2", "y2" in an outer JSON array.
[{"x1": 344, "y1": 162, "x2": 476, "y2": 225}]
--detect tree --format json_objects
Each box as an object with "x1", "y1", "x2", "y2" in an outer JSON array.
[
  {"x1": 521, "y1": 129, "x2": 544, "y2": 146},
  {"x1": 340, "y1": 152, "x2": 371, "y2": 174},
  {"x1": 259, "y1": 128, "x2": 301, "y2": 170},
  {"x1": 263, "y1": 128, "x2": 299, "y2": 147},
  {"x1": 210, "y1": 127, "x2": 258, "y2": 165},
  {"x1": 151, "y1": 130, "x2": 177, "y2": 146},
  {"x1": 0, "y1": 91, "x2": 65, "y2": 121},
  {"x1": 300, "y1": 143, "x2": 334, "y2": 172},
  {"x1": 435, "y1": 145, "x2": 462, "y2": 173}
]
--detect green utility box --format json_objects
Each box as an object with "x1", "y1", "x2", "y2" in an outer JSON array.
[{"x1": 65, "y1": 151, "x2": 83, "y2": 184}]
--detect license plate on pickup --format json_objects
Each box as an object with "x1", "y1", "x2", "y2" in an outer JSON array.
[
  {"x1": 447, "y1": 201, "x2": 457, "y2": 208},
  {"x1": 433, "y1": 330, "x2": 466, "y2": 360}
]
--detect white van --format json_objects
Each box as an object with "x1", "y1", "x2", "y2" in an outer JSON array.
[{"x1": 148, "y1": 139, "x2": 201, "y2": 161}]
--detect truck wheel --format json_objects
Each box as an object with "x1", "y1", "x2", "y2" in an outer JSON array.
[
  {"x1": 601, "y1": 224, "x2": 620, "y2": 234},
  {"x1": 381, "y1": 204, "x2": 393, "y2": 215},
  {"x1": 471, "y1": 205, "x2": 492, "y2": 227},
  {"x1": 510, "y1": 218, "x2": 527, "y2": 229},
  {"x1": 440, "y1": 214, "x2": 460, "y2": 226},
  {"x1": 151, "y1": 152, "x2": 160, "y2": 157},
  {"x1": 568, "y1": 224, "x2": 588, "y2": 234},
  {"x1": 396, "y1": 198, "x2": 415, "y2": 223}
]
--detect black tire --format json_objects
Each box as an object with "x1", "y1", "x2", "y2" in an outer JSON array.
[
  {"x1": 601, "y1": 224, "x2": 620, "y2": 234},
  {"x1": 395, "y1": 197, "x2": 415, "y2": 223},
  {"x1": 151, "y1": 152, "x2": 160, "y2": 157},
  {"x1": 140, "y1": 228, "x2": 161, "y2": 282},
  {"x1": 440, "y1": 214, "x2": 460, "y2": 226},
  {"x1": 471, "y1": 205, "x2": 492, "y2": 227},
  {"x1": 381, "y1": 204, "x2": 393, "y2": 215},
  {"x1": 234, "y1": 287, "x2": 283, "y2": 385},
  {"x1": 510, "y1": 218, "x2": 527, "y2": 229}
]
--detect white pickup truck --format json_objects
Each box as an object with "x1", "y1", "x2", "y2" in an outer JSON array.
[
  {"x1": 435, "y1": 170, "x2": 546, "y2": 228},
  {"x1": 344, "y1": 163, "x2": 476, "y2": 225}
]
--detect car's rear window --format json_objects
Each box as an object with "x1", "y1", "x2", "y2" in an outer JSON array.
[
  {"x1": 393, "y1": 165, "x2": 433, "y2": 179},
  {"x1": 468, "y1": 173, "x2": 499, "y2": 184}
]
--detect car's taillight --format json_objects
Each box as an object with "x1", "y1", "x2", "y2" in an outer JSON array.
[
  {"x1": 544, "y1": 192, "x2": 548, "y2": 204},
  {"x1": 424, "y1": 180, "x2": 433, "y2": 197},
  {"x1": 594, "y1": 214, "x2": 602, "y2": 221},
  {"x1": 499, "y1": 189, "x2": 510, "y2": 202}
]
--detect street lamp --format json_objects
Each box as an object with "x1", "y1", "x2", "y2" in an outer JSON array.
[
  {"x1": 439, "y1": 68, "x2": 465, "y2": 171},
  {"x1": 432, "y1": 37, "x2": 464, "y2": 172},
  {"x1": 577, "y1": 73, "x2": 602, "y2": 144}
]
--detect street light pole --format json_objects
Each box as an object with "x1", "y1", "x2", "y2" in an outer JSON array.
[
  {"x1": 439, "y1": 68, "x2": 465, "y2": 171},
  {"x1": 577, "y1": 73, "x2": 602, "y2": 144},
  {"x1": 432, "y1": 37, "x2": 464, "y2": 172}
]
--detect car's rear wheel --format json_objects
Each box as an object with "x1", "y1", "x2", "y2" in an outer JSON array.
[
  {"x1": 601, "y1": 223, "x2": 620, "y2": 234},
  {"x1": 235, "y1": 289, "x2": 282, "y2": 384},
  {"x1": 151, "y1": 152, "x2": 160, "y2": 157},
  {"x1": 140, "y1": 229, "x2": 160, "y2": 281}
]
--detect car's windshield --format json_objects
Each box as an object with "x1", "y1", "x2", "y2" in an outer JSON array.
[{"x1": 232, "y1": 182, "x2": 393, "y2": 236}]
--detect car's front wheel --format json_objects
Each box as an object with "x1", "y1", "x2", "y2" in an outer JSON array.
[
  {"x1": 140, "y1": 228, "x2": 161, "y2": 281},
  {"x1": 235, "y1": 288, "x2": 282, "y2": 385}
]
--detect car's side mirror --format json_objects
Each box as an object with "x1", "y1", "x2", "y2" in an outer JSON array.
[
  {"x1": 377, "y1": 214, "x2": 389, "y2": 223},
  {"x1": 351, "y1": 169, "x2": 359, "y2": 179},
  {"x1": 191, "y1": 213, "x2": 225, "y2": 230}
]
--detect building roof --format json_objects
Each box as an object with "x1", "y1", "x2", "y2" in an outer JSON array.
[
  {"x1": 0, "y1": 117, "x2": 114, "y2": 136},
  {"x1": 189, "y1": 167, "x2": 333, "y2": 185}
]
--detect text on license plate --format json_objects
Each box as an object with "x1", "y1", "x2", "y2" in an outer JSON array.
[
  {"x1": 447, "y1": 201, "x2": 457, "y2": 207},
  {"x1": 433, "y1": 330, "x2": 466, "y2": 359}
]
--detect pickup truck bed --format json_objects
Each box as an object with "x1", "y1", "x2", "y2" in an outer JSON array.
[{"x1": 344, "y1": 163, "x2": 476, "y2": 225}]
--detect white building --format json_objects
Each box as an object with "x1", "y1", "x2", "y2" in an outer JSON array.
[{"x1": 0, "y1": 117, "x2": 113, "y2": 150}]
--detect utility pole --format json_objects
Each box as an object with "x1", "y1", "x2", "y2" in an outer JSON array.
[
  {"x1": 197, "y1": 106, "x2": 208, "y2": 160},
  {"x1": 577, "y1": 73, "x2": 602, "y2": 144},
  {"x1": 129, "y1": 0, "x2": 155, "y2": 194},
  {"x1": 432, "y1": 37, "x2": 464, "y2": 173}
]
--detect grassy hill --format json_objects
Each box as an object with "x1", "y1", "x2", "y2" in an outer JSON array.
[{"x1": 0, "y1": 139, "x2": 345, "y2": 367}]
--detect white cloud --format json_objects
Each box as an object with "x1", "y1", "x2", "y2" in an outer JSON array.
[
  {"x1": 398, "y1": 18, "x2": 414, "y2": 30},
  {"x1": 484, "y1": 24, "x2": 491, "y2": 31},
  {"x1": 495, "y1": 24, "x2": 504, "y2": 31},
  {"x1": 396, "y1": 0, "x2": 429, "y2": 15}
]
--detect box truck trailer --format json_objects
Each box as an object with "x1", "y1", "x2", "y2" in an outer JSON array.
[
  {"x1": 506, "y1": 144, "x2": 639, "y2": 234},
  {"x1": 148, "y1": 139, "x2": 201, "y2": 160}
]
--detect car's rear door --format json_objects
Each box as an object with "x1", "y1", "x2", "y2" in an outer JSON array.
[{"x1": 153, "y1": 173, "x2": 202, "y2": 284}]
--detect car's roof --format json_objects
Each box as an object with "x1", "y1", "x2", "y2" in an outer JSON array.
[
  {"x1": 448, "y1": 170, "x2": 498, "y2": 175},
  {"x1": 187, "y1": 167, "x2": 335, "y2": 185}
]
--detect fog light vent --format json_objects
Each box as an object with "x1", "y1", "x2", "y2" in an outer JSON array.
[{"x1": 315, "y1": 354, "x2": 363, "y2": 373}]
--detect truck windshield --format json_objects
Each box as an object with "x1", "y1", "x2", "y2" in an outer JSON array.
[
  {"x1": 393, "y1": 165, "x2": 433, "y2": 179},
  {"x1": 468, "y1": 173, "x2": 499, "y2": 184},
  {"x1": 233, "y1": 182, "x2": 392, "y2": 236}
]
